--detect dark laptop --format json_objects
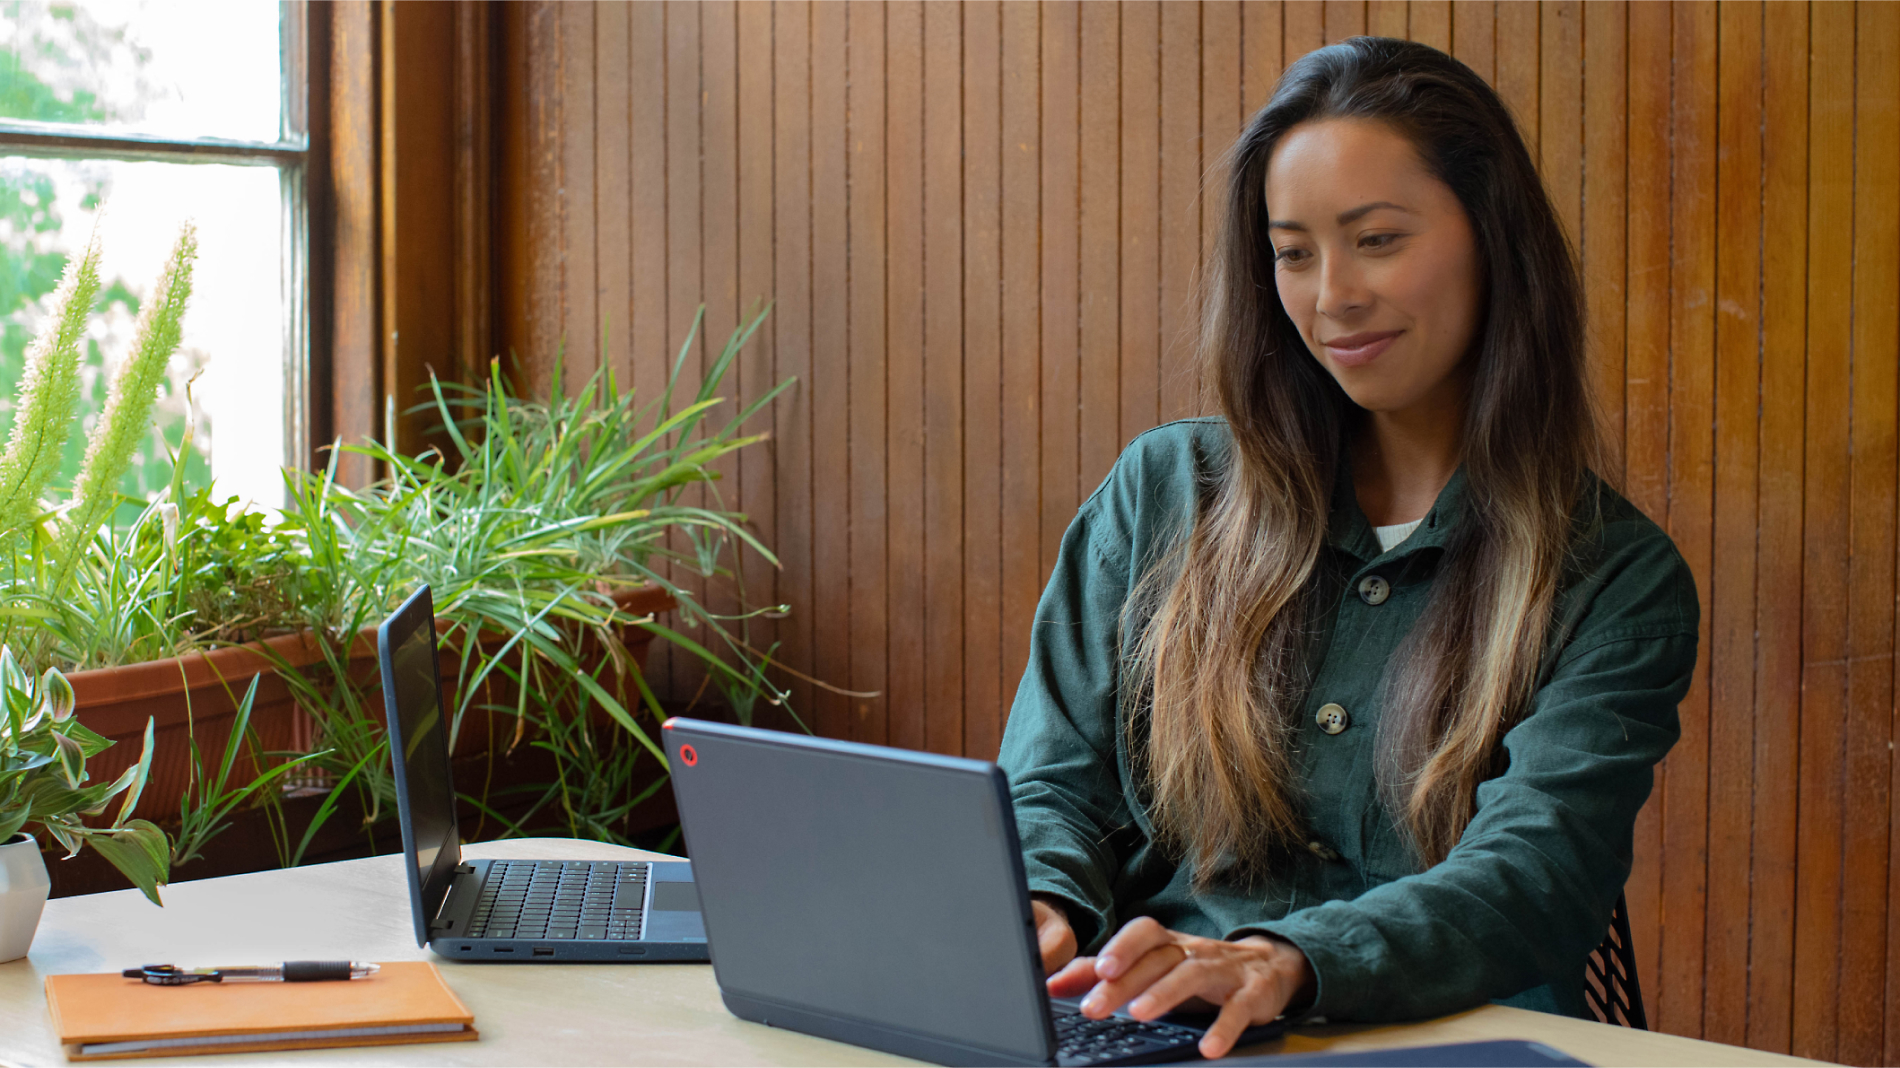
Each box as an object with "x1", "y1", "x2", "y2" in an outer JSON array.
[
  {"x1": 379, "y1": 585, "x2": 709, "y2": 962},
  {"x1": 662, "y1": 717, "x2": 1288, "y2": 1067}
]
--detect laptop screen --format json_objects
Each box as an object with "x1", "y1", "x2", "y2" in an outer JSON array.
[{"x1": 378, "y1": 586, "x2": 461, "y2": 946}]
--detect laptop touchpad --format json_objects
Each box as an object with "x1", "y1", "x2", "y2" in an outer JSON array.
[{"x1": 645, "y1": 881, "x2": 706, "y2": 942}]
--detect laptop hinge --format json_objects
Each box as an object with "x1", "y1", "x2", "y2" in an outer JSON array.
[{"x1": 430, "y1": 865, "x2": 480, "y2": 935}]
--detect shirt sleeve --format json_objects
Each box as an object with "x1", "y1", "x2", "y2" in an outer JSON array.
[
  {"x1": 1237, "y1": 541, "x2": 1697, "y2": 1022},
  {"x1": 995, "y1": 496, "x2": 1139, "y2": 952}
]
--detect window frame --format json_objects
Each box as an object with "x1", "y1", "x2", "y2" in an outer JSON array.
[{"x1": 0, "y1": 0, "x2": 324, "y2": 478}]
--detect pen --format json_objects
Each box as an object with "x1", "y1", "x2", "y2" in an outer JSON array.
[{"x1": 124, "y1": 962, "x2": 381, "y2": 985}]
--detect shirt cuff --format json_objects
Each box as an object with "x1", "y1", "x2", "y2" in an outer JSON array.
[{"x1": 1023, "y1": 867, "x2": 1113, "y2": 952}]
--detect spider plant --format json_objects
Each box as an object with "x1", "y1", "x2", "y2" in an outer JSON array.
[{"x1": 274, "y1": 305, "x2": 800, "y2": 843}]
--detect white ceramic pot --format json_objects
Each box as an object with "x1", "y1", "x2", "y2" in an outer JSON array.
[{"x1": 0, "y1": 831, "x2": 51, "y2": 963}]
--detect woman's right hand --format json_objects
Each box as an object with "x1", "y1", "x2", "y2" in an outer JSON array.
[{"x1": 1033, "y1": 896, "x2": 1078, "y2": 975}]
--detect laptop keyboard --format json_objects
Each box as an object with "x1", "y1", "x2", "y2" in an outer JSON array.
[
  {"x1": 465, "y1": 860, "x2": 649, "y2": 941},
  {"x1": 1051, "y1": 1007, "x2": 1206, "y2": 1066}
]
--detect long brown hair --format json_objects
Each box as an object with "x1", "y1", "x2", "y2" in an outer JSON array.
[{"x1": 1125, "y1": 37, "x2": 1598, "y2": 882}]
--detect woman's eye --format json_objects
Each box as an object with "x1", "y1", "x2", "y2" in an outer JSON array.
[
  {"x1": 1360, "y1": 233, "x2": 1402, "y2": 250},
  {"x1": 1274, "y1": 247, "x2": 1308, "y2": 265}
]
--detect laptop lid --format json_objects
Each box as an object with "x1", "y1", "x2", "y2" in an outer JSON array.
[
  {"x1": 378, "y1": 585, "x2": 463, "y2": 948},
  {"x1": 664, "y1": 718, "x2": 1055, "y2": 1066}
]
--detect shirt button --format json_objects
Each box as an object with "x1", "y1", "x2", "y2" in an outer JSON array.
[
  {"x1": 1357, "y1": 574, "x2": 1391, "y2": 606},
  {"x1": 1306, "y1": 840, "x2": 1341, "y2": 861},
  {"x1": 1316, "y1": 703, "x2": 1350, "y2": 735}
]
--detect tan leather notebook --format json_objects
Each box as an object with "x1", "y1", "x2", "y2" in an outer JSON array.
[{"x1": 44, "y1": 961, "x2": 478, "y2": 1061}]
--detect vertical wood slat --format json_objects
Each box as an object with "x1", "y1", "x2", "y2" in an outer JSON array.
[
  {"x1": 846, "y1": 0, "x2": 889, "y2": 745},
  {"x1": 627, "y1": 2, "x2": 667, "y2": 403},
  {"x1": 885, "y1": 0, "x2": 926, "y2": 753},
  {"x1": 1284, "y1": 0, "x2": 1324, "y2": 61},
  {"x1": 998, "y1": 0, "x2": 1042, "y2": 741},
  {"x1": 1621, "y1": 0, "x2": 1671, "y2": 1014},
  {"x1": 1322, "y1": 0, "x2": 1364, "y2": 44},
  {"x1": 1120, "y1": 4, "x2": 1161, "y2": 460},
  {"x1": 1580, "y1": 1, "x2": 1626, "y2": 483},
  {"x1": 329, "y1": 0, "x2": 380, "y2": 489},
  {"x1": 1244, "y1": 0, "x2": 1285, "y2": 111},
  {"x1": 1157, "y1": 1, "x2": 1200, "y2": 424},
  {"x1": 1877, "y1": 9, "x2": 1900, "y2": 1068},
  {"x1": 1493, "y1": 2, "x2": 1537, "y2": 155},
  {"x1": 594, "y1": 2, "x2": 630, "y2": 390},
  {"x1": 1367, "y1": 0, "x2": 1406, "y2": 41},
  {"x1": 1845, "y1": 4, "x2": 1900, "y2": 1063},
  {"x1": 923, "y1": 1, "x2": 965, "y2": 756},
  {"x1": 557, "y1": 1, "x2": 596, "y2": 387},
  {"x1": 1793, "y1": 4, "x2": 1855, "y2": 1059},
  {"x1": 1451, "y1": 0, "x2": 1494, "y2": 85},
  {"x1": 1078, "y1": 2, "x2": 1120, "y2": 505},
  {"x1": 1704, "y1": 0, "x2": 1762, "y2": 1047},
  {"x1": 810, "y1": 0, "x2": 851, "y2": 742},
  {"x1": 770, "y1": 0, "x2": 815, "y2": 726},
  {"x1": 1751, "y1": 2, "x2": 1807, "y2": 1053},
  {"x1": 1537, "y1": 0, "x2": 1580, "y2": 249},
  {"x1": 1660, "y1": 0, "x2": 1717, "y2": 1040},
  {"x1": 1408, "y1": 0, "x2": 1450, "y2": 54},
  {"x1": 497, "y1": 8, "x2": 1900, "y2": 1061},
  {"x1": 733, "y1": 0, "x2": 779, "y2": 729},
  {"x1": 963, "y1": 0, "x2": 1004, "y2": 760},
  {"x1": 655, "y1": 0, "x2": 702, "y2": 693},
  {"x1": 1200, "y1": 0, "x2": 1240, "y2": 420},
  {"x1": 698, "y1": 0, "x2": 743, "y2": 707},
  {"x1": 1039, "y1": 2, "x2": 1080, "y2": 581}
]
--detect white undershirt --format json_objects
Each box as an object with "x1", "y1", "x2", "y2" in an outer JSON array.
[{"x1": 1373, "y1": 518, "x2": 1423, "y2": 553}]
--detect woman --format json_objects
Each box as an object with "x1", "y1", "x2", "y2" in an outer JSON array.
[{"x1": 995, "y1": 36, "x2": 1697, "y2": 1058}]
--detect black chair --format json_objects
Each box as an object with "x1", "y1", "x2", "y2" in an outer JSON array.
[{"x1": 1582, "y1": 892, "x2": 1646, "y2": 1029}]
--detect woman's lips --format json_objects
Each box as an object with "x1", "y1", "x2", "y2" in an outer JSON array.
[{"x1": 1323, "y1": 330, "x2": 1402, "y2": 367}]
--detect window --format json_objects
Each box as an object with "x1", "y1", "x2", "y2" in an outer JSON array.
[{"x1": 0, "y1": 0, "x2": 308, "y2": 509}]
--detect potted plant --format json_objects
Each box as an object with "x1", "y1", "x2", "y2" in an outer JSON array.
[
  {"x1": 274, "y1": 305, "x2": 800, "y2": 846},
  {"x1": 0, "y1": 649, "x2": 167, "y2": 961},
  {"x1": 2, "y1": 214, "x2": 806, "y2": 878}
]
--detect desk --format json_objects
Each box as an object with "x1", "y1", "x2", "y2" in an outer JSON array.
[{"x1": 0, "y1": 839, "x2": 1827, "y2": 1067}]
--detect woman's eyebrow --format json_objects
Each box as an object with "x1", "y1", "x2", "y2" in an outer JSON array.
[
  {"x1": 1269, "y1": 201, "x2": 1415, "y2": 231},
  {"x1": 1337, "y1": 200, "x2": 1414, "y2": 224}
]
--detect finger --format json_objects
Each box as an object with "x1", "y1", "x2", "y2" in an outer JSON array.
[
  {"x1": 1046, "y1": 956, "x2": 1100, "y2": 998},
  {"x1": 1093, "y1": 917, "x2": 1171, "y2": 980},
  {"x1": 1038, "y1": 917, "x2": 1077, "y2": 974},
  {"x1": 1080, "y1": 942, "x2": 1191, "y2": 1018},
  {"x1": 1198, "y1": 985, "x2": 1271, "y2": 1060},
  {"x1": 1124, "y1": 949, "x2": 1235, "y2": 1020}
]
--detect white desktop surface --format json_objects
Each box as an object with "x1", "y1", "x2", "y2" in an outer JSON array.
[{"x1": 0, "y1": 838, "x2": 1828, "y2": 1067}]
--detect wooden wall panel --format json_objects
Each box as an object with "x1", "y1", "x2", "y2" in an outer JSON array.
[{"x1": 493, "y1": 4, "x2": 1900, "y2": 1061}]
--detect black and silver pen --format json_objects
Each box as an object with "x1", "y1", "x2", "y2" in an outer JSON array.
[{"x1": 125, "y1": 962, "x2": 380, "y2": 984}]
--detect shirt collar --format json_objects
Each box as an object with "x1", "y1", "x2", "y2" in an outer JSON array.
[{"x1": 1326, "y1": 454, "x2": 1470, "y2": 565}]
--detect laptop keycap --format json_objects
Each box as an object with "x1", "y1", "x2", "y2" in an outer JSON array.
[
  {"x1": 464, "y1": 859, "x2": 653, "y2": 942},
  {"x1": 1050, "y1": 1008, "x2": 1204, "y2": 1067}
]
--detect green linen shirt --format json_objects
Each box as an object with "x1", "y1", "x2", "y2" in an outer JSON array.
[{"x1": 996, "y1": 418, "x2": 1697, "y2": 1023}]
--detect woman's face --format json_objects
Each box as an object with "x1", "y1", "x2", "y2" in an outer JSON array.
[{"x1": 1264, "y1": 118, "x2": 1484, "y2": 418}]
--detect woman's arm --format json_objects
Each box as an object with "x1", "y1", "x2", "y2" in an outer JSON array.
[{"x1": 996, "y1": 503, "x2": 1139, "y2": 957}]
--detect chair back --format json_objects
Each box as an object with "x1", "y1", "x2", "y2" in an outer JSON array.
[{"x1": 1582, "y1": 892, "x2": 1647, "y2": 1029}]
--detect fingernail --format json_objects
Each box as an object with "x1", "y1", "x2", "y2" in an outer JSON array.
[
  {"x1": 1097, "y1": 956, "x2": 1121, "y2": 979},
  {"x1": 1081, "y1": 994, "x2": 1103, "y2": 1014}
]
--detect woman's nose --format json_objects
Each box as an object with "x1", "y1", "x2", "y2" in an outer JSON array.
[{"x1": 1315, "y1": 256, "x2": 1372, "y2": 320}]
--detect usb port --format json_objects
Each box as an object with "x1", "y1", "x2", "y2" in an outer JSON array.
[
  {"x1": 532, "y1": 947, "x2": 555, "y2": 958},
  {"x1": 493, "y1": 947, "x2": 514, "y2": 953}
]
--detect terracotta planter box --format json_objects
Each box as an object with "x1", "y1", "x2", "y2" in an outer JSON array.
[{"x1": 69, "y1": 586, "x2": 676, "y2": 823}]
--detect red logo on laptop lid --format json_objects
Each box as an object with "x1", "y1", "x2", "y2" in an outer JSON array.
[{"x1": 679, "y1": 744, "x2": 698, "y2": 767}]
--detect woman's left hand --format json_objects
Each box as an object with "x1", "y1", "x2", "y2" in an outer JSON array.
[{"x1": 1046, "y1": 916, "x2": 1316, "y2": 1059}]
